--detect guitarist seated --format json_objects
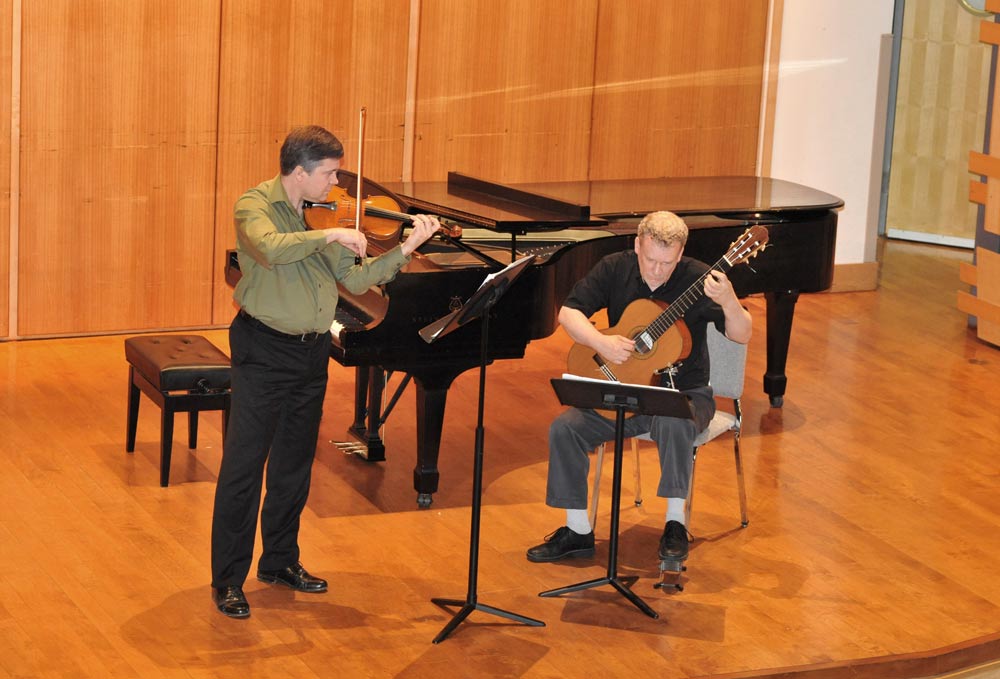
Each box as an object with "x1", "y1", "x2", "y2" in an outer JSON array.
[{"x1": 526, "y1": 211, "x2": 752, "y2": 565}]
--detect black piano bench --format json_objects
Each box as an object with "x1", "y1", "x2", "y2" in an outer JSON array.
[{"x1": 124, "y1": 335, "x2": 231, "y2": 487}]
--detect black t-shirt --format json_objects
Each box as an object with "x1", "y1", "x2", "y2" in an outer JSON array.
[{"x1": 563, "y1": 250, "x2": 726, "y2": 391}]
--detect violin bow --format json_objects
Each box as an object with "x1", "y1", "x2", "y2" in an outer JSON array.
[{"x1": 354, "y1": 106, "x2": 366, "y2": 263}]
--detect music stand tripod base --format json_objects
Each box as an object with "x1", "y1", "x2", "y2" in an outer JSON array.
[
  {"x1": 539, "y1": 574, "x2": 659, "y2": 619},
  {"x1": 431, "y1": 597, "x2": 545, "y2": 644}
]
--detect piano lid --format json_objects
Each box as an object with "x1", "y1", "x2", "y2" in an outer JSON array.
[
  {"x1": 383, "y1": 172, "x2": 609, "y2": 234},
  {"x1": 493, "y1": 176, "x2": 844, "y2": 219},
  {"x1": 389, "y1": 175, "x2": 843, "y2": 222}
]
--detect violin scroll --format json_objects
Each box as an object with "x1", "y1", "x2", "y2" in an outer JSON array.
[{"x1": 437, "y1": 220, "x2": 463, "y2": 240}]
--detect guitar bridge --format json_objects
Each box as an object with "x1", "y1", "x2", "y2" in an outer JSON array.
[{"x1": 654, "y1": 363, "x2": 681, "y2": 389}]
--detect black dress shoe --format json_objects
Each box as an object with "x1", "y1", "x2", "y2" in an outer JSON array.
[
  {"x1": 526, "y1": 526, "x2": 595, "y2": 563},
  {"x1": 213, "y1": 585, "x2": 250, "y2": 619},
  {"x1": 257, "y1": 562, "x2": 328, "y2": 592},
  {"x1": 658, "y1": 520, "x2": 689, "y2": 561}
]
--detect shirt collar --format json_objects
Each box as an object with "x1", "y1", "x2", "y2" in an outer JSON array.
[{"x1": 264, "y1": 174, "x2": 292, "y2": 207}]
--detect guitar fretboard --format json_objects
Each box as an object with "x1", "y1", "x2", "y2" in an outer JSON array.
[{"x1": 644, "y1": 255, "x2": 734, "y2": 342}]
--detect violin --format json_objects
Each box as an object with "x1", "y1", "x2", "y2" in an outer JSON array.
[
  {"x1": 303, "y1": 187, "x2": 463, "y2": 242},
  {"x1": 304, "y1": 107, "x2": 460, "y2": 255}
]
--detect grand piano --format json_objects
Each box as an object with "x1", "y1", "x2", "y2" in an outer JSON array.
[{"x1": 226, "y1": 172, "x2": 842, "y2": 506}]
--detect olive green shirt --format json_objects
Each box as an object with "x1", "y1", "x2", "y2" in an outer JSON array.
[{"x1": 233, "y1": 175, "x2": 409, "y2": 335}]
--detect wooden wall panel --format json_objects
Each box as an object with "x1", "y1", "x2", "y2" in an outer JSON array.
[
  {"x1": 7, "y1": 1, "x2": 770, "y2": 336},
  {"x1": 412, "y1": 0, "x2": 601, "y2": 183},
  {"x1": 18, "y1": 1, "x2": 220, "y2": 336},
  {"x1": 590, "y1": 0, "x2": 768, "y2": 179},
  {"x1": 1, "y1": 0, "x2": 11, "y2": 338},
  {"x1": 212, "y1": 0, "x2": 410, "y2": 325}
]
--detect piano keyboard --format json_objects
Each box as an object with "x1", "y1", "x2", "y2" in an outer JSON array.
[{"x1": 330, "y1": 305, "x2": 373, "y2": 340}]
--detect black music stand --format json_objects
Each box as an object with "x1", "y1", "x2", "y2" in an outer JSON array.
[
  {"x1": 420, "y1": 254, "x2": 544, "y2": 643},
  {"x1": 540, "y1": 376, "x2": 694, "y2": 619}
]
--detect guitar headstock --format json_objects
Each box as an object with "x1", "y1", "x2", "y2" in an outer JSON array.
[{"x1": 725, "y1": 225, "x2": 769, "y2": 267}]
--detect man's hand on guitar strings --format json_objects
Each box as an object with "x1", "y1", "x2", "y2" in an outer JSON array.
[{"x1": 597, "y1": 334, "x2": 636, "y2": 365}]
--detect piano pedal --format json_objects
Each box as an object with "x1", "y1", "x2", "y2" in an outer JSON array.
[
  {"x1": 654, "y1": 558, "x2": 687, "y2": 592},
  {"x1": 332, "y1": 440, "x2": 371, "y2": 457}
]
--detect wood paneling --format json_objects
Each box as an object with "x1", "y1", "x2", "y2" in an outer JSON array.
[
  {"x1": 590, "y1": 0, "x2": 768, "y2": 179},
  {"x1": 17, "y1": 1, "x2": 221, "y2": 336},
  {"x1": 212, "y1": 0, "x2": 411, "y2": 325},
  {"x1": 412, "y1": 0, "x2": 601, "y2": 183},
  {"x1": 412, "y1": 0, "x2": 767, "y2": 183},
  {"x1": 1, "y1": 0, "x2": 11, "y2": 338},
  {"x1": 7, "y1": 1, "x2": 772, "y2": 335}
]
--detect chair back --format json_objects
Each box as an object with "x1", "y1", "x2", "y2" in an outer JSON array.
[{"x1": 706, "y1": 323, "x2": 747, "y2": 400}]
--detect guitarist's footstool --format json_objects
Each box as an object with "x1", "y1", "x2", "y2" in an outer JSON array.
[{"x1": 125, "y1": 335, "x2": 231, "y2": 486}]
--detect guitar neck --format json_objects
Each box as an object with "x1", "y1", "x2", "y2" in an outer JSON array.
[{"x1": 646, "y1": 257, "x2": 732, "y2": 341}]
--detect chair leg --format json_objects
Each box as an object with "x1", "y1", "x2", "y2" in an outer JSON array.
[
  {"x1": 188, "y1": 411, "x2": 199, "y2": 449},
  {"x1": 685, "y1": 448, "x2": 699, "y2": 530},
  {"x1": 126, "y1": 368, "x2": 140, "y2": 453},
  {"x1": 733, "y1": 432, "x2": 749, "y2": 527},
  {"x1": 589, "y1": 444, "x2": 605, "y2": 531},
  {"x1": 160, "y1": 405, "x2": 174, "y2": 487},
  {"x1": 590, "y1": 438, "x2": 645, "y2": 532},
  {"x1": 631, "y1": 438, "x2": 642, "y2": 507}
]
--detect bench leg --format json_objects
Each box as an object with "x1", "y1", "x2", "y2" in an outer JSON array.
[
  {"x1": 160, "y1": 406, "x2": 174, "y2": 487},
  {"x1": 126, "y1": 367, "x2": 141, "y2": 453},
  {"x1": 188, "y1": 411, "x2": 199, "y2": 449}
]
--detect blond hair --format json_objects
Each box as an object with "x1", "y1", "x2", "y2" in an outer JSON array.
[{"x1": 636, "y1": 211, "x2": 688, "y2": 247}]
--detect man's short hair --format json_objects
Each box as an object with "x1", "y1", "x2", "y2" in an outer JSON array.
[
  {"x1": 279, "y1": 125, "x2": 344, "y2": 175},
  {"x1": 637, "y1": 211, "x2": 688, "y2": 247}
]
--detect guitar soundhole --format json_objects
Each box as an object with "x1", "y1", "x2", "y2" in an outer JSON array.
[{"x1": 633, "y1": 332, "x2": 654, "y2": 355}]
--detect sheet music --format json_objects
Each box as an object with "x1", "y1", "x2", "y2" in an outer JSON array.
[
  {"x1": 420, "y1": 253, "x2": 536, "y2": 344},
  {"x1": 422, "y1": 309, "x2": 459, "y2": 342},
  {"x1": 559, "y1": 373, "x2": 682, "y2": 394},
  {"x1": 476, "y1": 255, "x2": 535, "y2": 291}
]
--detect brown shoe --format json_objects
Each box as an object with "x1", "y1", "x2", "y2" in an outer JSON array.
[{"x1": 526, "y1": 526, "x2": 595, "y2": 562}]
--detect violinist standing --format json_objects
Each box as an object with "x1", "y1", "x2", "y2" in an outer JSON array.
[{"x1": 211, "y1": 125, "x2": 441, "y2": 618}]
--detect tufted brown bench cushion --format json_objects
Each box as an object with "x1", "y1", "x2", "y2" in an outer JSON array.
[{"x1": 125, "y1": 335, "x2": 231, "y2": 392}]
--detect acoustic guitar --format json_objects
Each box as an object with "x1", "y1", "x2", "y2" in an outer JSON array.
[{"x1": 565, "y1": 226, "x2": 769, "y2": 385}]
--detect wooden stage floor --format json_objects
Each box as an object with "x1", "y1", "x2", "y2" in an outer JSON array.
[{"x1": 0, "y1": 239, "x2": 998, "y2": 678}]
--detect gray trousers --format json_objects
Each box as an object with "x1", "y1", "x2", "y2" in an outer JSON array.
[{"x1": 545, "y1": 386, "x2": 715, "y2": 509}]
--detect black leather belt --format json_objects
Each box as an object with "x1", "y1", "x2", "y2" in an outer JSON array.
[{"x1": 238, "y1": 309, "x2": 323, "y2": 342}]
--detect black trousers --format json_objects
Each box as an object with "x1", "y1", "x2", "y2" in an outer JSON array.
[{"x1": 211, "y1": 313, "x2": 331, "y2": 588}]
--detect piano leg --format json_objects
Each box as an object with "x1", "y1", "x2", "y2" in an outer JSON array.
[
  {"x1": 347, "y1": 366, "x2": 386, "y2": 461},
  {"x1": 345, "y1": 365, "x2": 465, "y2": 507},
  {"x1": 413, "y1": 377, "x2": 451, "y2": 508},
  {"x1": 763, "y1": 290, "x2": 800, "y2": 408}
]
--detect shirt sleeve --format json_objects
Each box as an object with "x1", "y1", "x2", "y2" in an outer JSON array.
[
  {"x1": 563, "y1": 255, "x2": 617, "y2": 317},
  {"x1": 328, "y1": 243, "x2": 411, "y2": 294},
  {"x1": 235, "y1": 191, "x2": 330, "y2": 268}
]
